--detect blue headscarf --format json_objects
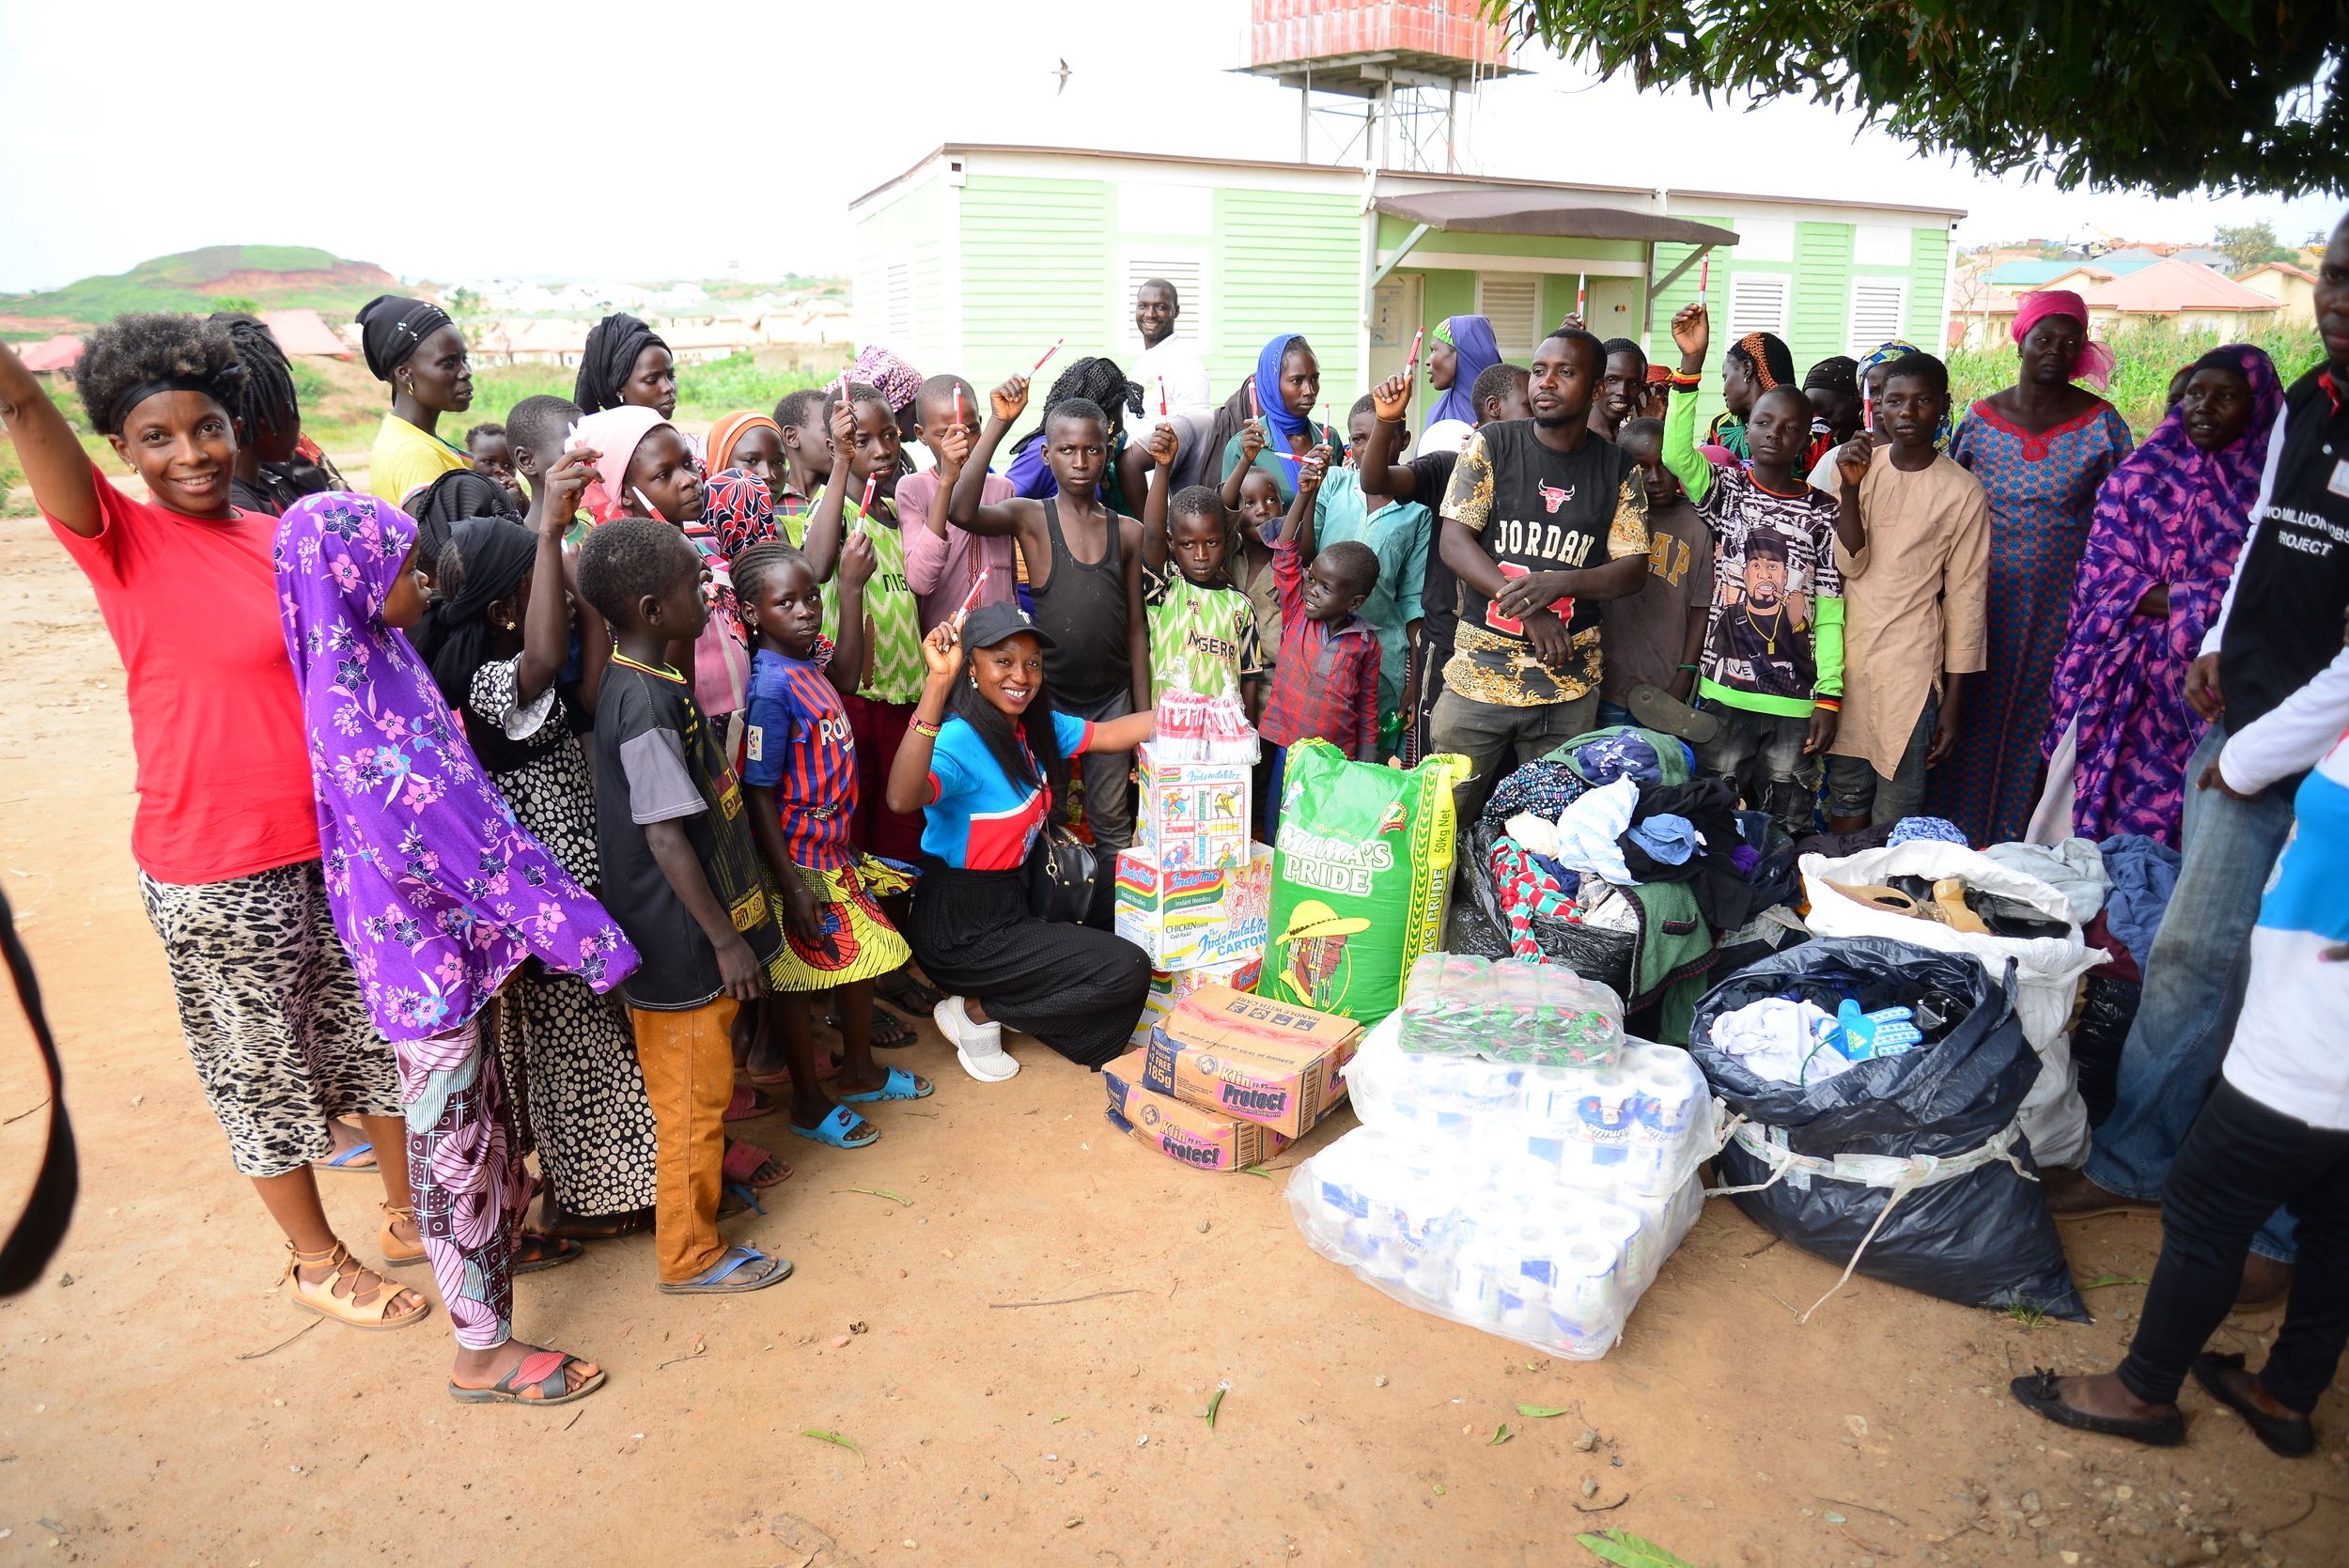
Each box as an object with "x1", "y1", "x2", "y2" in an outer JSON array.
[
  {"x1": 1859, "y1": 339, "x2": 1952, "y2": 448},
  {"x1": 1253, "y1": 333, "x2": 1318, "y2": 451},
  {"x1": 1426, "y1": 316, "x2": 1500, "y2": 429}
]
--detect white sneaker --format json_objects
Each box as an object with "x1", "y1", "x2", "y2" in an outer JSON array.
[{"x1": 935, "y1": 997, "x2": 1018, "y2": 1081}]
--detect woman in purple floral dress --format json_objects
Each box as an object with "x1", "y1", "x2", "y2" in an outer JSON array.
[
  {"x1": 1929, "y1": 292, "x2": 2134, "y2": 846},
  {"x1": 2035, "y1": 346, "x2": 2280, "y2": 846},
  {"x1": 276, "y1": 490, "x2": 632, "y2": 1405}
]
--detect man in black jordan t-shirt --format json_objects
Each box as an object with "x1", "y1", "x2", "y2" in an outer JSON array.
[{"x1": 1424, "y1": 329, "x2": 1651, "y2": 819}]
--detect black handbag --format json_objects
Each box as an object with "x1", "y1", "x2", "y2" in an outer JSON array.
[{"x1": 1026, "y1": 818, "x2": 1097, "y2": 924}]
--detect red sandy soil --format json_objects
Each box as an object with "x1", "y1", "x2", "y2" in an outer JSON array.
[{"x1": 0, "y1": 518, "x2": 2341, "y2": 1566}]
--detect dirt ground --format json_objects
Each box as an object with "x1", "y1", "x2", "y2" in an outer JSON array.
[{"x1": 0, "y1": 514, "x2": 2342, "y2": 1568}]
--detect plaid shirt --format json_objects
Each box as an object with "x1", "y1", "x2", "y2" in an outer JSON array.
[
  {"x1": 774, "y1": 481, "x2": 818, "y2": 545},
  {"x1": 1259, "y1": 532, "x2": 1380, "y2": 760}
]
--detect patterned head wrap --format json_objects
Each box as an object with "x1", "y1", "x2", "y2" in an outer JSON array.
[
  {"x1": 705, "y1": 411, "x2": 783, "y2": 474},
  {"x1": 849, "y1": 347, "x2": 925, "y2": 413}
]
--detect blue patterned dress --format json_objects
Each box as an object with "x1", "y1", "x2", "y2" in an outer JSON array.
[{"x1": 1928, "y1": 400, "x2": 2134, "y2": 846}]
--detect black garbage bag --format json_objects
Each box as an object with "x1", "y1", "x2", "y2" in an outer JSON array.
[
  {"x1": 2070, "y1": 974, "x2": 2139, "y2": 1127},
  {"x1": 1462, "y1": 820, "x2": 1637, "y2": 991},
  {"x1": 1689, "y1": 935, "x2": 2088, "y2": 1322}
]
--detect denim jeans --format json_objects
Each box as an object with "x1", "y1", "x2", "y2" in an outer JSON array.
[
  {"x1": 2115, "y1": 1079, "x2": 2349, "y2": 1412},
  {"x1": 1825, "y1": 689, "x2": 1937, "y2": 825},
  {"x1": 2085, "y1": 722, "x2": 2300, "y2": 1260},
  {"x1": 1061, "y1": 688, "x2": 1136, "y2": 928},
  {"x1": 1429, "y1": 688, "x2": 1600, "y2": 824},
  {"x1": 1694, "y1": 703, "x2": 1820, "y2": 842},
  {"x1": 1595, "y1": 700, "x2": 1638, "y2": 730}
]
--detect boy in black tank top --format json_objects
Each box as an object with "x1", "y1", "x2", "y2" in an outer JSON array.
[{"x1": 946, "y1": 375, "x2": 1150, "y2": 923}]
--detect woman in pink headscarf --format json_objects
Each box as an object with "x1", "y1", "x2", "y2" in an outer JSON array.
[{"x1": 1927, "y1": 291, "x2": 2135, "y2": 846}]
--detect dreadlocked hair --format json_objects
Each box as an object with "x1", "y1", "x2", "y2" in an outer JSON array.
[
  {"x1": 728, "y1": 541, "x2": 812, "y2": 648},
  {"x1": 949, "y1": 644, "x2": 1070, "y2": 811},
  {"x1": 77, "y1": 312, "x2": 246, "y2": 437},
  {"x1": 1012, "y1": 356, "x2": 1143, "y2": 456},
  {"x1": 210, "y1": 313, "x2": 296, "y2": 440}
]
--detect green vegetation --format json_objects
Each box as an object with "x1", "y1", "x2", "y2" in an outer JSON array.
[
  {"x1": 1949, "y1": 319, "x2": 2327, "y2": 440},
  {"x1": 465, "y1": 352, "x2": 829, "y2": 427},
  {"x1": 1502, "y1": 0, "x2": 2346, "y2": 196},
  {"x1": 2212, "y1": 221, "x2": 2301, "y2": 272},
  {"x1": 0, "y1": 244, "x2": 397, "y2": 325}
]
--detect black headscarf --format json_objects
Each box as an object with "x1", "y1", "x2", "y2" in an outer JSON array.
[
  {"x1": 428, "y1": 517, "x2": 540, "y2": 713},
  {"x1": 356, "y1": 295, "x2": 454, "y2": 384},
  {"x1": 574, "y1": 314, "x2": 667, "y2": 414},
  {"x1": 1802, "y1": 356, "x2": 1859, "y2": 396},
  {"x1": 403, "y1": 472, "x2": 521, "y2": 674}
]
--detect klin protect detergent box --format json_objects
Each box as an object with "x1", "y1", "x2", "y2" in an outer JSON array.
[
  {"x1": 1112, "y1": 842, "x2": 1274, "y2": 970},
  {"x1": 1102, "y1": 1049, "x2": 1289, "y2": 1172},
  {"x1": 1134, "y1": 743, "x2": 1252, "y2": 872},
  {"x1": 1144, "y1": 984, "x2": 1362, "y2": 1140},
  {"x1": 1125, "y1": 954, "x2": 1266, "y2": 1054}
]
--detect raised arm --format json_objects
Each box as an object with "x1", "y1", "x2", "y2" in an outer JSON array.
[
  {"x1": 0, "y1": 341, "x2": 102, "y2": 536},
  {"x1": 801, "y1": 396, "x2": 859, "y2": 582},
  {"x1": 828, "y1": 530, "x2": 875, "y2": 698},
  {"x1": 947, "y1": 376, "x2": 1031, "y2": 536},
  {"x1": 1662, "y1": 303, "x2": 1717, "y2": 508},
  {"x1": 1122, "y1": 516, "x2": 1150, "y2": 712},
  {"x1": 1219, "y1": 417, "x2": 1267, "y2": 512},
  {"x1": 519, "y1": 448, "x2": 598, "y2": 703},
  {"x1": 1141, "y1": 422, "x2": 1179, "y2": 573},
  {"x1": 885, "y1": 622, "x2": 963, "y2": 815},
  {"x1": 1356, "y1": 374, "x2": 1418, "y2": 500}
]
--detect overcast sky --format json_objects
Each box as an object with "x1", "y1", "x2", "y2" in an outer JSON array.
[{"x1": 2, "y1": 0, "x2": 2340, "y2": 293}]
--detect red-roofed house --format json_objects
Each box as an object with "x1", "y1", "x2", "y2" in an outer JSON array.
[
  {"x1": 17, "y1": 334, "x2": 83, "y2": 373},
  {"x1": 2232, "y1": 262, "x2": 2318, "y2": 324},
  {"x1": 2069, "y1": 258, "x2": 2281, "y2": 336},
  {"x1": 260, "y1": 308, "x2": 350, "y2": 357}
]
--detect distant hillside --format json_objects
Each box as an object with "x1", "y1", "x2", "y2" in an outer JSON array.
[{"x1": 0, "y1": 245, "x2": 402, "y2": 328}]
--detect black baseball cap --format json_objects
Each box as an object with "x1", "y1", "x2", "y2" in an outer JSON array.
[{"x1": 959, "y1": 601, "x2": 1057, "y2": 652}]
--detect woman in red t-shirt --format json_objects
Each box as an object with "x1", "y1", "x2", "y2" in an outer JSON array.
[{"x1": 0, "y1": 320, "x2": 440, "y2": 1337}]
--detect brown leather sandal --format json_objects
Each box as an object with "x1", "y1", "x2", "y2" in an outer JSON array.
[
  {"x1": 283, "y1": 1240, "x2": 429, "y2": 1330},
  {"x1": 381, "y1": 1203, "x2": 428, "y2": 1269}
]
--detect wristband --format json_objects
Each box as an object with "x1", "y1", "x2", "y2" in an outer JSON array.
[
  {"x1": 1810, "y1": 697, "x2": 1841, "y2": 713},
  {"x1": 1677, "y1": 663, "x2": 1700, "y2": 672},
  {"x1": 1670, "y1": 371, "x2": 1702, "y2": 390},
  {"x1": 910, "y1": 718, "x2": 942, "y2": 738}
]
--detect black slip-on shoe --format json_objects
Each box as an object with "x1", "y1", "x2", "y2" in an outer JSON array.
[
  {"x1": 2008, "y1": 1369, "x2": 2185, "y2": 1447},
  {"x1": 2191, "y1": 1353, "x2": 2316, "y2": 1457}
]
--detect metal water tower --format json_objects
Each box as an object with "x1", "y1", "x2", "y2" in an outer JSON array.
[{"x1": 1235, "y1": 0, "x2": 1524, "y2": 171}]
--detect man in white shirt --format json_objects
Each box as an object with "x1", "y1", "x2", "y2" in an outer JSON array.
[{"x1": 1130, "y1": 278, "x2": 1213, "y2": 420}]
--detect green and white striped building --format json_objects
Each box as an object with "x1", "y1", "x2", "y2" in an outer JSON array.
[{"x1": 849, "y1": 144, "x2": 1963, "y2": 430}]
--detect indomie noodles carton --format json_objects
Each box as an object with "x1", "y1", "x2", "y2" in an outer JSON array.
[
  {"x1": 1102, "y1": 1049, "x2": 1289, "y2": 1172},
  {"x1": 1266, "y1": 740, "x2": 1469, "y2": 1025},
  {"x1": 1144, "y1": 984, "x2": 1361, "y2": 1139}
]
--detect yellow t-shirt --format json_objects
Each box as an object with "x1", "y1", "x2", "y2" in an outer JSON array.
[{"x1": 368, "y1": 414, "x2": 472, "y2": 506}]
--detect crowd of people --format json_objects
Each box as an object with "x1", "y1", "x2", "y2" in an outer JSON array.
[{"x1": 0, "y1": 220, "x2": 2341, "y2": 1431}]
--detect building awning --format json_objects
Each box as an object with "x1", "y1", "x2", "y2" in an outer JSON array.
[{"x1": 1372, "y1": 191, "x2": 1739, "y2": 247}]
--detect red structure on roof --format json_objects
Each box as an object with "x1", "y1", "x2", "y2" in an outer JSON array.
[{"x1": 17, "y1": 334, "x2": 83, "y2": 373}]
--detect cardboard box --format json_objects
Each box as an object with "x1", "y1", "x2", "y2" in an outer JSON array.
[
  {"x1": 1101, "y1": 1049, "x2": 1289, "y2": 1172},
  {"x1": 1113, "y1": 842, "x2": 1274, "y2": 970},
  {"x1": 1135, "y1": 744, "x2": 1252, "y2": 871},
  {"x1": 1125, "y1": 955, "x2": 1265, "y2": 1054},
  {"x1": 1143, "y1": 984, "x2": 1362, "y2": 1139}
]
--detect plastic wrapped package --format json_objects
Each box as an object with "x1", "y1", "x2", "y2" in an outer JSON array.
[
  {"x1": 1346, "y1": 1010, "x2": 1711, "y2": 1199},
  {"x1": 1688, "y1": 936, "x2": 2088, "y2": 1322},
  {"x1": 1396, "y1": 952, "x2": 1626, "y2": 1067},
  {"x1": 1152, "y1": 688, "x2": 1259, "y2": 764},
  {"x1": 1287, "y1": 1126, "x2": 1705, "y2": 1359}
]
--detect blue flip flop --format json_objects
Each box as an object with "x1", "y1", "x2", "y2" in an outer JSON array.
[
  {"x1": 657, "y1": 1246, "x2": 793, "y2": 1296},
  {"x1": 836, "y1": 1067, "x2": 933, "y2": 1104},
  {"x1": 314, "y1": 1141, "x2": 376, "y2": 1172},
  {"x1": 788, "y1": 1104, "x2": 879, "y2": 1148}
]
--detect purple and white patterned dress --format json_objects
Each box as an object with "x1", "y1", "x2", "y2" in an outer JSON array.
[{"x1": 275, "y1": 491, "x2": 638, "y2": 1347}]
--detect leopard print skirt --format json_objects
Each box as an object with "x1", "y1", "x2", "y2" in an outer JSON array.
[{"x1": 138, "y1": 859, "x2": 400, "y2": 1178}]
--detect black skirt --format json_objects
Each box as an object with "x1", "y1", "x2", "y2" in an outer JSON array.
[{"x1": 908, "y1": 860, "x2": 1151, "y2": 1068}]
